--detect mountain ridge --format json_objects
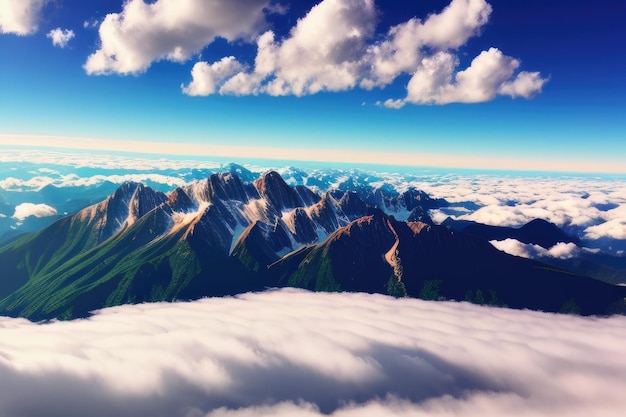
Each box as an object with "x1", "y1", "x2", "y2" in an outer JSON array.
[{"x1": 0, "y1": 170, "x2": 623, "y2": 320}]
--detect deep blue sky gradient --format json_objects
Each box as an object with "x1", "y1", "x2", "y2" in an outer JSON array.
[{"x1": 0, "y1": 0, "x2": 624, "y2": 171}]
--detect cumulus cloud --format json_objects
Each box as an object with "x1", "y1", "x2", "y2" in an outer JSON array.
[
  {"x1": 13, "y1": 202, "x2": 57, "y2": 220},
  {"x1": 209, "y1": 0, "x2": 379, "y2": 97},
  {"x1": 46, "y1": 27, "x2": 75, "y2": 48},
  {"x1": 402, "y1": 48, "x2": 548, "y2": 105},
  {"x1": 491, "y1": 238, "x2": 581, "y2": 260},
  {"x1": 182, "y1": 57, "x2": 246, "y2": 96},
  {"x1": 0, "y1": 290, "x2": 624, "y2": 417},
  {"x1": 182, "y1": 0, "x2": 546, "y2": 105},
  {"x1": 0, "y1": 0, "x2": 47, "y2": 35},
  {"x1": 362, "y1": 0, "x2": 492, "y2": 89},
  {"x1": 84, "y1": 0, "x2": 270, "y2": 75},
  {"x1": 585, "y1": 218, "x2": 626, "y2": 240}
]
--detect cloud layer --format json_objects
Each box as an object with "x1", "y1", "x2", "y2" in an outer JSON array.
[
  {"x1": 2, "y1": 149, "x2": 625, "y2": 250},
  {"x1": 0, "y1": 290, "x2": 624, "y2": 417},
  {"x1": 84, "y1": 0, "x2": 270, "y2": 75},
  {"x1": 182, "y1": 0, "x2": 547, "y2": 105},
  {"x1": 415, "y1": 174, "x2": 626, "y2": 248},
  {"x1": 0, "y1": 0, "x2": 48, "y2": 35}
]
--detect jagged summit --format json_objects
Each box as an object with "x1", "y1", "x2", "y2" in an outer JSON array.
[
  {"x1": 222, "y1": 163, "x2": 258, "y2": 182},
  {"x1": 207, "y1": 172, "x2": 258, "y2": 203},
  {"x1": 254, "y1": 170, "x2": 305, "y2": 211}
]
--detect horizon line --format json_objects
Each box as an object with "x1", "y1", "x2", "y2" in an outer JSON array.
[{"x1": 2, "y1": 134, "x2": 625, "y2": 175}]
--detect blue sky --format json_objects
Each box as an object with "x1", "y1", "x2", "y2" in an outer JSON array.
[{"x1": 0, "y1": 0, "x2": 625, "y2": 173}]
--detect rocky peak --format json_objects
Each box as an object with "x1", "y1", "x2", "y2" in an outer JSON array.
[
  {"x1": 127, "y1": 184, "x2": 168, "y2": 223},
  {"x1": 207, "y1": 172, "x2": 256, "y2": 203},
  {"x1": 166, "y1": 187, "x2": 195, "y2": 213},
  {"x1": 254, "y1": 171, "x2": 303, "y2": 211},
  {"x1": 337, "y1": 190, "x2": 368, "y2": 220}
]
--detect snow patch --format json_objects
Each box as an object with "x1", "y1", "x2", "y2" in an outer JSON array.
[
  {"x1": 170, "y1": 202, "x2": 209, "y2": 235},
  {"x1": 229, "y1": 222, "x2": 247, "y2": 255},
  {"x1": 281, "y1": 209, "x2": 297, "y2": 234}
]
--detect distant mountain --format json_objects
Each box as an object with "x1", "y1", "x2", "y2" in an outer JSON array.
[
  {"x1": 0, "y1": 181, "x2": 122, "y2": 244},
  {"x1": 535, "y1": 252, "x2": 626, "y2": 285},
  {"x1": 0, "y1": 171, "x2": 623, "y2": 320},
  {"x1": 443, "y1": 217, "x2": 580, "y2": 248}
]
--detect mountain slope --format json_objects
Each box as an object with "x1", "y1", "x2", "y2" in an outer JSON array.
[
  {"x1": 0, "y1": 172, "x2": 391, "y2": 319},
  {"x1": 270, "y1": 211, "x2": 626, "y2": 315}
]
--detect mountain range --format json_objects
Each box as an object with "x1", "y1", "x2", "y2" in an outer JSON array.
[{"x1": 0, "y1": 170, "x2": 624, "y2": 320}]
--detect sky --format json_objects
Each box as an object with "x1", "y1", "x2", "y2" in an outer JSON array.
[{"x1": 0, "y1": 0, "x2": 625, "y2": 173}]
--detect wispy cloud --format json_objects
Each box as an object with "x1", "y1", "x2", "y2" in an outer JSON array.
[
  {"x1": 0, "y1": 290, "x2": 624, "y2": 417},
  {"x1": 46, "y1": 27, "x2": 75, "y2": 48},
  {"x1": 0, "y1": 0, "x2": 48, "y2": 35}
]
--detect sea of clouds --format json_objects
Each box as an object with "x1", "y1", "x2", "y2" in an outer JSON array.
[
  {"x1": 1, "y1": 149, "x2": 625, "y2": 255},
  {"x1": 0, "y1": 289, "x2": 624, "y2": 417},
  {"x1": 410, "y1": 174, "x2": 626, "y2": 254}
]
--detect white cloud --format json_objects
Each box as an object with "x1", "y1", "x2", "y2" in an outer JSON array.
[
  {"x1": 585, "y1": 218, "x2": 626, "y2": 240},
  {"x1": 361, "y1": 0, "x2": 492, "y2": 89},
  {"x1": 0, "y1": 173, "x2": 188, "y2": 192},
  {"x1": 182, "y1": 0, "x2": 546, "y2": 105},
  {"x1": 402, "y1": 48, "x2": 548, "y2": 105},
  {"x1": 0, "y1": 176, "x2": 55, "y2": 192},
  {"x1": 187, "y1": 0, "x2": 379, "y2": 97},
  {"x1": 378, "y1": 99, "x2": 405, "y2": 109},
  {"x1": 0, "y1": 0, "x2": 47, "y2": 35},
  {"x1": 490, "y1": 238, "x2": 581, "y2": 260},
  {"x1": 13, "y1": 202, "x2": 57, "y2": 220},
  {"x1": 0, "y1": 290, "x2": 624, "y2": 417},
  {"x1": 499, "y1": 71, "x2": 548, "y2": 99},
  {"x1": 0, "y1": 149, "x2": 224, "y2": 172},
  {"x1": 84, "y1": 0, "x2": 270, "y2": 75},
  {"x1": 547, "y1": 241, "x2": 582, "y2": 259},
  {"x1": 46, "y1": 27, "x2": 75, "y2": 48},
  {"x1": 412, "y1": 174, "x2": 626, "y2": 247},
  {"x1": 182, "y1": 57, "x2": 246, "y2": 96}
]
